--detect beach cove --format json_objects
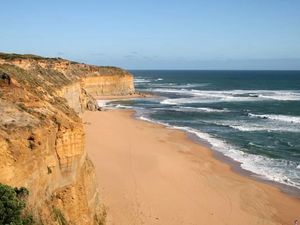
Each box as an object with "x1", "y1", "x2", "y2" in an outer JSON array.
[{"x1": 84, "y1": 109, "x2": 300, "y2": 225}]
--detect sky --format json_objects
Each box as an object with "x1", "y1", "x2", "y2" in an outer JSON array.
[{"x1": 0, "y1": 0, "x2": 299, "y2": 70}]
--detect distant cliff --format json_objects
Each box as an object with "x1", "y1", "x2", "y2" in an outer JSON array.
[{"x1": 0, "y1": 53, "x2": 135, "y2": 224}]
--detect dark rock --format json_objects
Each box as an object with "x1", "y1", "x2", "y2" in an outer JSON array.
[{"x1": 0, "y1": 72, "x2": 11, "y2": 85}]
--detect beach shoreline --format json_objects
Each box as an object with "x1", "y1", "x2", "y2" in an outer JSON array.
[
  {"x1": 133, "y1": 110, "x2": 300, "y2": 197},
  {"x1": 84, "y1": 109, "x2": 300, "y2": 225},
  {"x1": 185, "y1": 130, "x2": 300, "y2": 198}
]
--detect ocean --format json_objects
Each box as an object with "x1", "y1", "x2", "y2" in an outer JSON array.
[{"x1": 106, "y1": 70, "x2": 300, "y2": 190}]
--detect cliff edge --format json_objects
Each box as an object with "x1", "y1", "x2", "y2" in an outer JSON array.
[{"x1": 0, "y1": 53, "x2": 135, "y2": 224}]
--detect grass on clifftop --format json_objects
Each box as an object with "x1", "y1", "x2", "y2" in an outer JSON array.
[
  {"x1": 0, "y1": 52, "x2": 62, "y2": 62},
  {"x1": 0, "y1": 52, "x2": 129, "y2": 72}
]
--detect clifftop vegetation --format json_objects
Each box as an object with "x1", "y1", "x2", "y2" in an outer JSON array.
[
  {"x1": 0, "y1": 52, "x2": 63, "y2": 61},
  {"x1": 0, "y1": 52, "x2": 128, "y2": 74}
]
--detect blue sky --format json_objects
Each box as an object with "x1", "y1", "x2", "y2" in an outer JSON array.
[{"x1": 0, "y1": 0, "x2": 299, "y2": 69}]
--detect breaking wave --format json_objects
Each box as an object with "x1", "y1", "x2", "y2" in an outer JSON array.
[
  {"x1": 248, "y1": 113, "x2": 300, "y2": 124},
  {"x1": 134, "y1": 78, "x2": 152, "y2": 83},
  {"x1": 156, "y1": 89, "x2": 300, "y2": 104},
  {"x1": 204, "y1": 119, "x2": 300, "y2": 132},
  {"x1": 171, "y1": 106, "x2": 230, "y2": 113}
]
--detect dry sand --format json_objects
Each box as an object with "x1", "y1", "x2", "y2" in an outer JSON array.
[{"x1": 84, "y1": 110, "x2": 300, "y2": 225}]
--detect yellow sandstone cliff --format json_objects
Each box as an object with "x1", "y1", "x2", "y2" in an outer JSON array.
[{"x1": 0, "y1": 53, "x2": 135, "y2": 224}]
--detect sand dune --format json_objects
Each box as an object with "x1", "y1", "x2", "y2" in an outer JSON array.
[{"x1": 84, "y1": 110, "x2": 300, "y2": 225}]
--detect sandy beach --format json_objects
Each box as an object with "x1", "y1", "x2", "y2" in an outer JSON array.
[{"x1": 84, "y1": 110, "x2": 300, "y2": 225}]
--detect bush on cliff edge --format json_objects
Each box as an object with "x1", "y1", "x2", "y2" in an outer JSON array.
[{"x1": 0, "y1": 183, "x2": 34, "y2": 225}]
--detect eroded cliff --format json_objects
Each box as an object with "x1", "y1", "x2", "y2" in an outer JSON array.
[{"x1": 0, "y1": 53, "x2": 135, "y2": 224}]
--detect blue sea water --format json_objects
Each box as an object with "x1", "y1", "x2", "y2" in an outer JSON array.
[{"x1": 107, "y1": 70, "x2": 300, "y2": 190}]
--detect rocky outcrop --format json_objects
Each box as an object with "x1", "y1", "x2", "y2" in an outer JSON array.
[{"x1": 0, "y1": 53, "x2": 135, "y2": 224}]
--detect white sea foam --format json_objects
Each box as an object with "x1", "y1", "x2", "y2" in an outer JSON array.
[
  {"x1": 161, "y1": 98, "x2": 201, "y2": 105},
  {"x1": 113, "y1": 104, "x2": 134, "y2": 109},
  {"x1": 97, "y1": 100, "x2": 111, "y2": 107},
  {"x1": 171, "y1": 83, "x2": 210, "y2": 88},
  {"x1": 206, "y1": 119, "x2": 300, "y2": 132},
  {"x1": 248, "y1": 113, "x2": 300, "y2": 124},
  {"x1": 155, "y1": 89, "x2": 300, "y2": 104},
  {"x1": 134, "y1": 78, "x2": 151, "y2": 83},
  {"x1": 259, "y1": 93, "x2": 300, "y2": 101},
  {"x1": 139, "y1": 116, "x2": 167, "y2": 126},
  {"x1": 151, "y1": 88, "x2": 190, "y2": 94},
  {"x1": 160, "y1": 96, "x2": 255, "y2": 105},
  {"x1": 174, "y1": 106, "x2": 230, "y2": 113},
  {"x1": 229, "y1": 125, "x2": 300, "y2": 132},
  {"x1": 145, "y1": 83, "x2": 210, "y2": 89},
  {"x1": 229, "y1": 125, "x2": 268, "y2": 132}
]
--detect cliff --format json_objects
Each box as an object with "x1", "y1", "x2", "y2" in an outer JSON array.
[{"x1": 0, "y1": 53, "x2": 135, "y2": 224}]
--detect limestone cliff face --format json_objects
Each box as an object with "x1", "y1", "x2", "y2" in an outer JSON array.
[
  {"x1": 0, "y1": 53, "x2": 135, "y2": 224},
  {"x1": 81, "y1": 75, "x2": 134, "y2": 96}
]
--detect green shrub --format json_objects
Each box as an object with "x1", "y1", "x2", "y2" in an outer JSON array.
[{"x1": 0, "y1": 183, "x2": 34, "y2": 225}]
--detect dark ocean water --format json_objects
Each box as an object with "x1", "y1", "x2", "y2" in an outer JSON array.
[{"x1": 107, "y1": 70, "x2": 300, "y2": 189}]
